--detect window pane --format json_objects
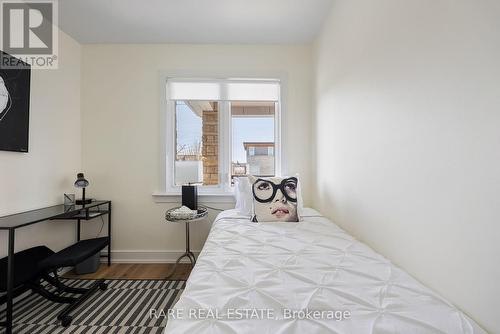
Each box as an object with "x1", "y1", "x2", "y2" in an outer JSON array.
[
  {"x1": 175, "y1": 101, "x2": 219, "y2": 186},
  {"x1": 231, "y1": 102, "x2": 275, "y2": 182}
]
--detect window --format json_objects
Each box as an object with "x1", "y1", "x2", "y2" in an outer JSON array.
[
  {"x1": 232, "y1": 102, "x2": 276, "y2": 180},
  {"x1": 164, "y1": 78, "x2": 281, "y2": 194},
  {"x1": 175, "y1": 101, "x2": 219, "y2": 186}
]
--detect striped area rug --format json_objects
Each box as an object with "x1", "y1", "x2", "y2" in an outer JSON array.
[{"x1": 0, "y1": 279, "x2": 185, "y2": 334}]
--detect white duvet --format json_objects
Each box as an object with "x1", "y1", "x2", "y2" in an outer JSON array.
[{"x1": 164, "y1": 209, "x2": 484, "y2": 334}]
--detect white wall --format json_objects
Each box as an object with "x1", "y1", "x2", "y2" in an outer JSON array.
[
  {"x1": 0, "y1": 30, "x2": 82, "y2": 256},
  {"x1": 81, "y1": 44, "x2": 313, "y2": 260},
  {"x1": 313, "y1": 0, "x2": 500, "y2": 332}
]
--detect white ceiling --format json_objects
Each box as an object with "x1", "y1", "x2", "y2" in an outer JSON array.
[{"x1": 58, "y1": 0, "x2": 333, "y2": 44}]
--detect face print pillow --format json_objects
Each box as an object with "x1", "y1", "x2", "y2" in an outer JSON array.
[{"x1": 248, "y1": 175, "x2": 299, "y2": 222}]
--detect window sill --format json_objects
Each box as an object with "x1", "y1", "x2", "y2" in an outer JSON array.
[{"x1": 152, "y1": 192, "x2": 235, "y2": 204}]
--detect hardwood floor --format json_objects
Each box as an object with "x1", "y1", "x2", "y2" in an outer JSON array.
[{"x1": 64, "y1": 263, "x2": 192, "y2": 281}]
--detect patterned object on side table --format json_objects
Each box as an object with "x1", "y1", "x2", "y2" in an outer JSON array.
[{"x1": 165, "y1": 207, "x2": 208, "y2": 222}]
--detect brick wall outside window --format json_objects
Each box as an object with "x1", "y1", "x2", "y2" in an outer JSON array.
[{"x1": 202, "y1": 105, "x2": 219, "y2": 185}]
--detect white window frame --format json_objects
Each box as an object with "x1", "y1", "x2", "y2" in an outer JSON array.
[{"x1": 154, "y1": 72, "x2": 287, "y2": 202}]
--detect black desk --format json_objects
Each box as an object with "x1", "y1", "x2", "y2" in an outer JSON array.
[{"x1": 0, "y1": 200, "x2": 112, "y2": 334}]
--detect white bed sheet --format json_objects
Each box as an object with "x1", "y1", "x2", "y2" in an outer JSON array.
[{"x1": 164, "y1": 208, "x2": 484, "y2": 334}]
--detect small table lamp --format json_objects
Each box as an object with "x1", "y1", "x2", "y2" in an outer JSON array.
[
  {"x1": 176, "y1": 161, "x2": 203, "y2": 210},
  {"x1": 74, "y1": 173, "x2": 91, "y2": 205},
  {"x1": 182, "y1": 183, "x2": 199, "y2": 210}
]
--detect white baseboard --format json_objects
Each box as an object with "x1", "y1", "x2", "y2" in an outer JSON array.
[{"x1": 101, "y1": 250, "x2": 202, "y2": 263}]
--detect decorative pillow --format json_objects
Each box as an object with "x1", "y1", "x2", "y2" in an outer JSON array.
[{"x1": 248, "y1": 175, "x2": 300, "y2": 222}]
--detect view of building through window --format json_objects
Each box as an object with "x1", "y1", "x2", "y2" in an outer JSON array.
[
  {"x1": 175, "y1": 101, "x2": 276, "y2": 186},
  {"x1": 175, "y1": 101, "x2": 219, "y2": 186},
  {"x1": 231, "y1": 102, "x2": 275, "y2": 181}
]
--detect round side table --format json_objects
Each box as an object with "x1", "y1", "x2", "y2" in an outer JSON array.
[{"x1": 164, "y1": 207, "x2": 208, "y2": 279}]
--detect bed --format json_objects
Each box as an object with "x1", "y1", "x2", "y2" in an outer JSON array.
[{"x1": 164, "y1": 208, "x2": 485, "y2": 334}]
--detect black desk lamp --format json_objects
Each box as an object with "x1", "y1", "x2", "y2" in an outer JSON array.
[{"x1": 75, "y1": 173, "x2": 92, "y2": 205}]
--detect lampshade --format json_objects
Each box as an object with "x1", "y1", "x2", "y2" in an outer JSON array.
[
  {"x1": 74, "y1": 173, "x2": 89, "y2": 188},
  {"x1": 174, "y1": 160, "x2": 203, "y2": 185}
]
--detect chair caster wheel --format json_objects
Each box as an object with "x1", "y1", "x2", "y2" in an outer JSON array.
[
  {"x1": 60, "y1": 315, "x2": 73, "y2": 327},
  {"x1": 99, "y1": 282, "x2": 108, "y2": 291}
]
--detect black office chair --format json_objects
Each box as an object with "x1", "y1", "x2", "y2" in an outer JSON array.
[{"x1": 0, "y1": 237, "x2": 109, "y2": 327}]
